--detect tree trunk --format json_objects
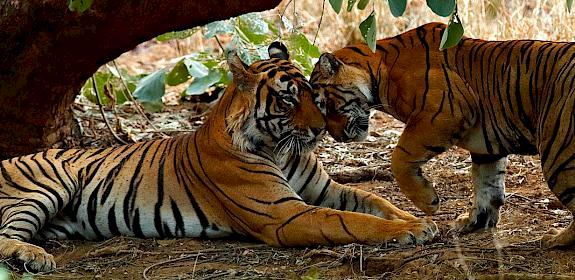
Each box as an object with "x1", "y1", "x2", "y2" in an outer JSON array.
[{"x1": 0, "y1": 0, "x2": 281, "y2": 158}]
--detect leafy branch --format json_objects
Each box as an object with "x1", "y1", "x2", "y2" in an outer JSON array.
[
  {"x1": 79, "y1": 12, "x2": 320, "y2": 114},
  {"x1": 331, "y1": 0, "x2": 575, "y2": 51},
  {"x1": 329, "y1": 0, "x2": 463, "y2": 51}
]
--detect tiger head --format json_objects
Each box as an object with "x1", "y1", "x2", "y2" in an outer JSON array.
[
  {"x1": 310, "y1": 52, "x2": 374, "y2": 143},
  {"x1": 225, "y1": 42, "x2": 326, "y2": 158}
]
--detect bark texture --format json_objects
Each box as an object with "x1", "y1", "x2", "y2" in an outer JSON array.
[{"x1": 0, "y1": 0, "x2": 281, "y2": 158}]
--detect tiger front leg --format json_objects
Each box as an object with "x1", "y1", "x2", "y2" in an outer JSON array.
[
  {"x1": 0, "y1": 152, "x2": 79, "y2": 272},
  {"x1": 454, "y1": 154, "x2": 507, "y2": 233},
  {"x1": 0, "y1": 237, "x2": 55, "y2": 272},
  {"x1": 289, "y1": 153, "x2": 419, "y2": 221},
  {"x1": 313, "y1": 181, "x2": 421, "y2": 221},
  {"x1": 0, "y1": 199, "x2": 58, "y2": 272},
  {"x1": 257, "y1": 200, "x2": 437, "y2": 247},
  {"x1": 390, "y1": 127, "x2": 446, "y2": 215}
]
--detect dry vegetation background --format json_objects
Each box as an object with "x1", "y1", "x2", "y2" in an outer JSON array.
[
  {"x1": 6, "y1": 0, "x2": 575, "y2": 279},
  {"x1": 144, "y1": 0, "x2": 575, "y2": 60},
  {"x1": 284, "y1": 0, "x2": 575, "y2": 50}
]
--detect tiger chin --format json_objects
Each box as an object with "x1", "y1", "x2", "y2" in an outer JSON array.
[
  {"x1": 311, "y1": 22, "x2": 575, "y2": 249},
  {"x1": 0, "y1": 42, "x2": 436, "y2": 272}
]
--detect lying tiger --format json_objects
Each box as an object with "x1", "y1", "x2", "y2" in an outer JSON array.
[
  {"x1": 310, "y1": 22, "x2": 575, "y2": 248},
  {"x1": 0, "y1": 42, "x2": 437, "y2": 272}
]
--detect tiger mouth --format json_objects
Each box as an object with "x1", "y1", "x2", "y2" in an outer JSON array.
[
  {"x1": 274, "y1": 133, "x2": 318, "y2": 155},
  {"x1": 342, "y1": 116, "x2": 369, "y2": 142}
]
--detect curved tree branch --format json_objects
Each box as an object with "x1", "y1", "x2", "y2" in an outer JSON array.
[{"x1": 0, "y1": 0, "x2": 281, "y2": 158}]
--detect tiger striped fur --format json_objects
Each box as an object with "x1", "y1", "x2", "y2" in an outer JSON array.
[
  {"x1": 310, "y1": 22, "x2": 575, "y2": 248},
  {"x1": 0, "y1": 43, "x2": 437, "y2": 272}
]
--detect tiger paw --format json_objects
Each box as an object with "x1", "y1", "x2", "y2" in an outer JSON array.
[
  {"x1": 388, "y1": 218, "x2": 438, "y2": 245},
  {"x1": 404, "y1": 182, "x2": 440, "y2": 215},
  {"x1": 453, "y1": 207, "x2": 499, "y2": 234},
  {"x1": 0, "y1": 238, "x2": 55, "y2": 272},
  {"x1": 541, "y1": 227, "x2": 575, "y2": 248}
]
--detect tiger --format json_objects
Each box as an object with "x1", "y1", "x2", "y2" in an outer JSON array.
[
  {"x1": 310, "y1": 22, "x2": 575, "y2": 249},
  {"x1": 0, "y1": 42, "x2": 437, "y2": 272}
]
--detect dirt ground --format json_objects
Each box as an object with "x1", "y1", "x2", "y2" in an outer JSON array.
[{"x1": 2, "y1": 106, "x2": 574, "y2": 279}]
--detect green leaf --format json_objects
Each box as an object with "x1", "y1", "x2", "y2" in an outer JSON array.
[
  {"x1": 357, "y1": 0, "x2": 370, "y2": 10},
  {"x1": 388, "y1": 0, "x2": 407, "y2": 17},
  {"x1": 267, "y1": 20, "x2": 280, "y2": 36},
  {"x1": 285, "y1": 33, "x2": 322, "y2": 76},
  {"x1": 347, "y1": 0, "x2": 357, "y2": 12},
  {"x1": 184, "y1": 70, "x2": 223, "y2": 96},
  {"x1": 426, "y1": 0, "x2": 456, "y2": 17},
  {"x1": 133, "y1": 70, "x2": 166, "y2": 112},
  {"x1": 439, "y1": 20, "x2": 464, "y2": 50},
  {"x1": 281, "y1": 16, "x2": 294, "y2": 33},
  {"x1": 329, "y1": 0, "x2": 343, "y2": 13},
  {"x1": 204, "y1": 20, "x2": 235, "y2": 39},
  {"x1": 156, "y1": 29, "x2": 198, "y2": 42},
  {"x1": 219, "y1": 69, "x2": 233, "y2": 86},
  {"x1": 569, "y1": 0, "x2": 574, "y2": 12},
  {"x1": 102, "y1": 65, "x2": 139, "y2": 105},
  {"x1": 115, "y1": 82, "x2": 135, "y2": 104},
  {"x1": 236, "y1": 13, "x2": 270, "y2": 45},
  {"x1": 239, "y1": 13, "x2": 269, "y2": 35},
  {"x1": 166, "y1": 60, "x2": 191, "y2": 86},
  {"x1": 184, "y1": 59, "x2": 209, "y2": 78},
  {"x1": 289, "y1": 34, "x2": 321, "y2": 58},
  {"x1": 81, "y1": 72, "x2": 113, "y2": 105},
  {"x1": 68, "y1": 0, "x2": 93, "y2": 13},
  {"x1": 359, "y1": 12, "x2": 377, "y2": 53}
]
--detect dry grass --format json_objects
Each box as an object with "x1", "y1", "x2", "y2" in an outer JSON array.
[
  {"x1": 117, "y1": 0, "x2": 575, "y2": 76},
  {"x1": 278, "y1": 0, "x2": 575, "y2": 52}
]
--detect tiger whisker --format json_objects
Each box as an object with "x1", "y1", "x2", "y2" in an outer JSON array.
[{"x1": 274, "y1": 135, "x2": 292, "y2": 154}]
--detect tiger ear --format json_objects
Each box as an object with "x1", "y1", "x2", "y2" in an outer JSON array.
[
  {"x1": 318, "y1": 53, "x2": 341, "y2": 76},
  {"x1": 227, "y1": 50, "x2": 258, "y2": 92},
  {"x1": 268, "y1": 41, "x2": 289, "y2": 60}
]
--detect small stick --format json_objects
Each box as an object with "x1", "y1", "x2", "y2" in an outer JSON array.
[
  {"x1": 111, "y1": 61, "x2": 169, "y2": 138},
  {"x1": 141, "y1": 244, "x2": 266, "y2": 280},
  {"x1": 313, "y1": 0, "x2": 326, "y2": 44},
  {"x1": 92, "y1": 77, "x2": 128, "y2": 144}
]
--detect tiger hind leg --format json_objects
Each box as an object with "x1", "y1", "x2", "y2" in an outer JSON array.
[{"x1": 454, "y1": 154, "x2": 507, "y2": 233}]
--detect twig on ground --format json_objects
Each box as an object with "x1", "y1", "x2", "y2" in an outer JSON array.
[
  {"x1": 438, "y1": 256, "x2": 531, "y2": 272},
  {"x1": 191, "y1": 251, "x2": 201, "y2": 279},
  {"x1": 200, "y1": 271, "x2": 231, "y2": 280},
  {"x1": 329, "y1": 165, "x2": 393, "y2": 184},
  {"x1": 477, "y1": 273, "x2": 575, "y2": 280},
  {"x1": 141, "y1": 244, "x2": 266, "y2": 280},
  {"x1": 87, "y1": 244, "x2": 131, "y2": 257}
]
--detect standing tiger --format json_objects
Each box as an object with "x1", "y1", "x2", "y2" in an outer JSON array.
[
  {"x1": 310, "y1": 22, "x2": 575, "y2": 248},
  {"x1": 0, "y1": 42, "x2": 437, "y2": 272}
]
